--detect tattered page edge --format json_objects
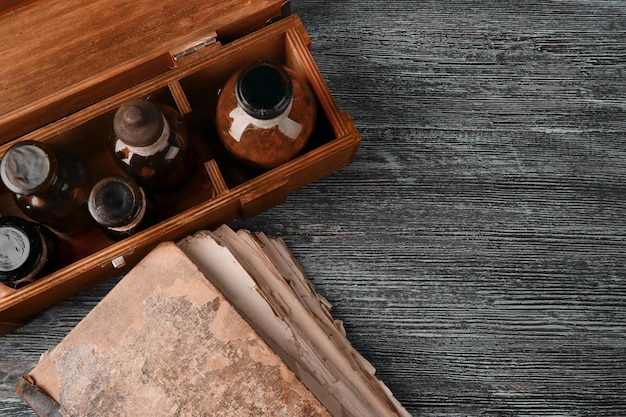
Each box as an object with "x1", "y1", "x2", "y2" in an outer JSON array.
[
  {"x1": 178, "y1": 231, "x2": 350, "y2": 417},
  {"x1": 207, "y1": 225, "x2": 404, "y2": 417},
  {"x1": 251, "y1": 233, "x2": 367, "y2": 364},
  {"x1": 249, "y1": 232, "x2": 340, "y2": 335},
  {"x1": 251, "y1": 232, "x2": 411, "y2": 417},
  {"x1": 256, "y1": 234, "x2": 374, "y2": 377},
  {"x1": 237, "y1": 231, "x2": 377, "y2": 379},
  {"x1": 237, "y1": 229, "x2": 411, "y2": 417},
  {"x1": 220, "y1": 230, "x2": 370, "y2": 410},
  {"x1": 206, "y1": 228, "x2": 372, "y2": 415}
]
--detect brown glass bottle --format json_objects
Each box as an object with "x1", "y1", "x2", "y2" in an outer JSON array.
[
  {"x1": 87, "y1": 176, "x2": 156, "y2": 241},
  {"x1": 0, "y1": 216, "x2": 59, "y2": 289},
  {"x1": 0, "y1": 141, "x2": 93, "y2": 236},
  {"x1": 215, "y1": 60, "x2": 317, "y2": 169},
  {"x1": 112, "y1": 99, "x2": 194, "y2": 192}
]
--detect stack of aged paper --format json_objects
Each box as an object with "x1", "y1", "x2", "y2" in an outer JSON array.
[{"x1": 17, "y1": 225, "x2": 409, "y2": 417}]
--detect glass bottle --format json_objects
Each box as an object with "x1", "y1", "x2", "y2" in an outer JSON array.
[
  {"x1": 0, "y1": 216, "x2": 59, "y2": 289},
  {"x1": 215, "y1": 60, "x2": 317, "y2": 169},
  {"x1": 0, "y1": 140, "x2": 92, "y2": 236},
  {"x1": 112, "y1": 99, "x2": 194, "y2": 192},
  {"x1": 87, "y1": 176, "x2": 156, "y2": 241}
]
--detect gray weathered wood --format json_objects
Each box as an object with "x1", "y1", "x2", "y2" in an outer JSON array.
[{"x1": 2, "y1": 1, "x2": 626, "y2": 416}]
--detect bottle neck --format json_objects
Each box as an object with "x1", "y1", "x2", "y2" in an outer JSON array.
[
  {"x1": 234, "y1": 60, "x2": 294, "y2": 120},
  {"x1": 107, "y1": 193, "x2": 147, "y2": 234},
  {"x1": 88, "y1": 177, "x2": 147, "y2": 230},
  {"x1": 117, "y1": 114, "x2": 170, "y2": 157}
]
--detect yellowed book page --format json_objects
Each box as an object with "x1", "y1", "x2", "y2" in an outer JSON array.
[
  {"x1": 251, "y1": 231, "x2": 411, "y2": 417},
  {"x1": 192, "y1": 225, "x2": 409, "y2": 417},
  {"x1": 178, "y1": 231, "x2": 348, "y2": 417}
]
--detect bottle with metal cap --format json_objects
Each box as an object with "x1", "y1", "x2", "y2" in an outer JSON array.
[
  {"x1": 87, "y1": 175, "x2": 156, "y2": 241},
  {"x1": 0, "y1": 216, "x2": 59, "y2": 289},
  {"x1": 0, "y1": 140, "x2": 93, "y2": 236},
  {"x1": 215, "y1": 60, "x2": 317, "y2": 169},
  {"x1": 112, "y1": 99, "x2": 194, "y2": 192}
]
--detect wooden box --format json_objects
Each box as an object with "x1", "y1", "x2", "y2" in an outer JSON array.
[{"x1": 0, "y1": 0, "x2": 360, "y2": 335}]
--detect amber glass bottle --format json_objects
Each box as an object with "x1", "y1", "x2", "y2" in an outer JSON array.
[
  {"x1": 0, "y1": 216, "x2": 59, "y2": 289},
  {"x1": 0, "y1": 141, "x2": 92, "y2": 236},
  {"x1": 87, "y1": 176, "x2": 155, "y2": 241},
  {"x1": 215, "y1": 60, "x2": 317, "y2": 169},
  {"x1": 112, "y1": 99, "x2": 194, "y2": 192}
]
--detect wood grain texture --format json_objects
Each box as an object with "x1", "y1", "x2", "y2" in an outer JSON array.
[
  {"x1": 0, "y1": 0, "x2": 284, "y2": 141},
  {"x1": 2, "y1": 1, "x2": 626, "y2": 416}
]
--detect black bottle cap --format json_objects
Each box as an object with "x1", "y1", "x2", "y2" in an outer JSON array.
[
  {"x1": 0, "y1": 140, "x2": 56, "y2": 194},
  {"x1": 0, "y1": 216, "x2": 45, "y2": 283},
  {"x1": 113, "y1": 100, "x2": 164, "y2": 147},
  {"x1": 235, "y1": 60, "x2": 293, "y2": 120},
  {"x1": 88, "y1": 176, "x2": 144, "y2": 228}
]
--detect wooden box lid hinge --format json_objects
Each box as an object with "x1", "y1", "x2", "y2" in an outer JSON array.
[
  {"x1": 0, "y1": 0, "x2": 289, "y2": 144},
  {"x1": 172, "y1": 33, "x2": 219, "y2": 62},
  {"x1": 172, "y1": 0, "x2": 291, "y2": 62}
]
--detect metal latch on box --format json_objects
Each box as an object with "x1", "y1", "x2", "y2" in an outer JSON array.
[{"x1": 100, "y1": 249, "x2": 136, "y2": 269}]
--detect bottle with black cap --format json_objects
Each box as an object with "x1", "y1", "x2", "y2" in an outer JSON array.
[
  {"x1": 112, "y1": 99, "x2": 193, "y2": 192},
  {"x1": 0, "y1": 216, "x2": 59, "y2": 289},
  {"x1": 87, "y1": 176, "x2": 156, "y2": 241},
  {"x1": 0, "y1": 140, "x2": 93, "y2": 236},
  {"x1": 215, "y1": 60, "x2": 317, "y2": 169}
]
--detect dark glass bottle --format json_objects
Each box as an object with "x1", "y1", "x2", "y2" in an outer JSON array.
[
  {"x1": 0, "y1": 140, "x2": 92, "y2": 236},
  {"x1": 112, "y1": 99, "x2": 194, "y2": 192},
  {"x1": 87, "y1": 176, "x2": 156, "y2": 241},
  {"x1": 215, "y1": 60, "x2": 317, "y2": 169},
  {"x1": 0, "y1": 216, "x2": 59, "y2": 289}
]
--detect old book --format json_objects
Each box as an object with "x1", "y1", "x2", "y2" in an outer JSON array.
[{"x1": 17, "y1": 225, "x2": 409, "y2": 417}]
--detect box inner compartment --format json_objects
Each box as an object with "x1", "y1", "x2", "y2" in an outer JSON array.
[{"x1": 0, "y1": 22, "x2": 339, "y2": 295}]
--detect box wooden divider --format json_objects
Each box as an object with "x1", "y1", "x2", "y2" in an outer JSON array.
[{"x1": 0, "y1": 0, "x2": 360, "y2": 335}]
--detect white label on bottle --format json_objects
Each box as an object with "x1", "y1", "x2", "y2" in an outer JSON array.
[
  {"x1": 115, "y1": 115, "x2": 171, "y2": 164},
  {"x1": 228, "y1": 99, "x2": 303, "y2": 142},
  {"x1": 164, "y1": 146, "x2": 180, "y2": 161},
  {"x1": 0, "y1": 226, "x2": 30, "y2": 271}
]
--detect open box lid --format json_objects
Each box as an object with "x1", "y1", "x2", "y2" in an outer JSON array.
[{"x1": 0, "y1": 0, "x2": 287, "y2": 144}]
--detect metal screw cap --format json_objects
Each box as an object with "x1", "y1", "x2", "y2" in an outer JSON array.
[
  {"x1": 0, "y1": 216, "x2": 45, "y2": 282},
  {"x1": 0, "y1": 141, "x2": 56, "y2": 194}
]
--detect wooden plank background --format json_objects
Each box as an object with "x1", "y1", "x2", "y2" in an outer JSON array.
[{"x1": 1, "y1": 1, "x2": 625, "y2": 415}]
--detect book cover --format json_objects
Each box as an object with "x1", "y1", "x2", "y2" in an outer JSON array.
[
  {"x1": 17, "y1": 240, "x2": 330, "y2": 417},
  {"x1": 17, "y1": 226, "x2": 409, "y2": 417}
]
